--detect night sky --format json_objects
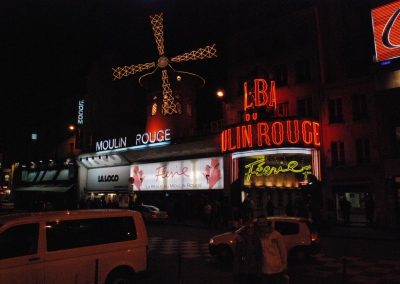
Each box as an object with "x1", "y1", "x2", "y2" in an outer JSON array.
[{"x1": 0, "y1": 0, "x2": 229, "y2": 158}]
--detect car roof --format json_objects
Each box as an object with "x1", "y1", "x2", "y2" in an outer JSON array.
[
  {"x1": 0, "y1": 209, "x2": 136, "y2": 225},
  {"x1": 265, "y1": 216, "x2": 310, "y2": 222}
]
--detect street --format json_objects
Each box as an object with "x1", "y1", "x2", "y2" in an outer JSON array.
[{"x1": 141, "y1": 223, "x2": 400, "y2": 284}]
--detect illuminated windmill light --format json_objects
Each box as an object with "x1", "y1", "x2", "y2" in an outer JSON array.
[{"x1": 112, "y1": 13, "x2": 217, "y2": 116}]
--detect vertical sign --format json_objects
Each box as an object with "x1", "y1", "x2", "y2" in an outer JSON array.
[{"x1": 77, "y1": 99, "x2": 85, "y2": 125}]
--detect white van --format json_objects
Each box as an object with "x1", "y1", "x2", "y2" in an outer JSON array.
[{"x1": 0, "y1": 209, "x2": 148, "y2": 284}]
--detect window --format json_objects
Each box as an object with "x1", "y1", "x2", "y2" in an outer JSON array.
[
  {"x1": 0, "y1": 223, "x2": 39, "y2": 259},
  {"x1": 46, "y1": 217, "x2": 137, "y2": 251},
  {"x1": 328, "y1": 98, "x2": 344, "y2": 123},
  {"x1": 331, "y1": 141, "x2": 345, "y2": 166},
  {"x1": 293, "y1": 24, "x2": 311, "y2": 47},
  {"x1": 352, "y1": 94, "x2": 368, "y2": 120},
  {"x1": 355, "y1": 138, "x2": 370, "y2": 164},
  {"x1": 297, "y1": 98, "x2": 312, "y2": 117},
  {"x1": 275, "y1": 221, "x2": 299, "y2": 235},
  {"x1": 276, "y1": 102, "x2": 289, "y2": 117},
  {"x1": 273, "y1": 64, "x2": 288, "y2": 87},
  {"x1": 295, "y1": 60, "x2": 311, "y2": 83}
]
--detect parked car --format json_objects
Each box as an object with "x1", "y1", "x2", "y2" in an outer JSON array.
[
  {"x1": 209, "y1": 216, "x2": 320, "y2": 262},
  {"x1": 0, "y1": 209, "x2": 148, "y2": 284},
  {"x1": 132, "y1": 204, "x2": 168, "y2": 223}
]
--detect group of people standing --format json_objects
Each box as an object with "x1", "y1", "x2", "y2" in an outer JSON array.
[{"x1": 233, "y1": 217, "x2": 288, "y2": 284}]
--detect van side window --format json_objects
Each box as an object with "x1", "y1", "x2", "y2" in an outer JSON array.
[
  {"x1": 46, "y1": 217, "x2": 137, "y2": 251},
  {"x1": 0, "y1": 223, "x2": 39, "y2": 259},
  {"x1": 275, "y1": 221, "x2": 299, "y2": 235}
]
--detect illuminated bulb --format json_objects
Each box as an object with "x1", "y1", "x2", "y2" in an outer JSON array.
[{"x1": 176, "y1": 75, "x2": 182, "y2": 81}]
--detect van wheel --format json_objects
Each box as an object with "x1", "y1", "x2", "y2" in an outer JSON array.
[{"x1": 106, "y1": 270, "x2": 134, "y2": 284}]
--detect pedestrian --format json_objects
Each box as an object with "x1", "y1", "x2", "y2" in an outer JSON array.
[
  {"x1": 341, "y1": 197, "x2": 351, "y2": 225},
  {"x1": 233, "y1": 221, "x2": 262, "y2": 284},
  {"x1": 242, "y1": 195, "x2": 254, "y2": 222},
  {"x1": 365, "y1": 195, "x2": 374, "y2": 225},
  {"x1": 257, "y1": 218, "x2": 288, "y2": 284},
  {"x1": 285, "y1": 200, "x2": 294, "y2": 216},
  {"x1": 203, "y1": 201, "x2": 212, "y2": 227},
  {"x1": 266, "y1": 198, "x2": 275, "y2": 217}
]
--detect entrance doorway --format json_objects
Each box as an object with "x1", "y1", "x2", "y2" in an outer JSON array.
[{"x1": 336, "y1": 192, "x2": 374, "y2": 225}]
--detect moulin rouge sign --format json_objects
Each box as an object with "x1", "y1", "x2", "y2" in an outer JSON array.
[{"x1": 221, "y1": 78, "x2": 320, "y2": 153}]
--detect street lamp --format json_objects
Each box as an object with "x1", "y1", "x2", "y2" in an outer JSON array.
[{"x1": 216, "y1": 89, "x2": 225, "y2": 98}]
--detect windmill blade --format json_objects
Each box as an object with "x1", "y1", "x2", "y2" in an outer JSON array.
[
  {"x1": 161, "y1": 70, "x2": 180, "y2": 115},
  {"x1": 150, "y1": 13, "x2": 165, "y2": 56},
  {"x1": 171, "y1": 44, "x2": 217, "y2": 63},
  {"x1": 112, "y1": 62, "x2": 156, "y2": 80}
]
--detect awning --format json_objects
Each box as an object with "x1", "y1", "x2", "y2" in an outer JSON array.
[{"x1": 13, "y1": 184, "x2": 74, "y2": 193}]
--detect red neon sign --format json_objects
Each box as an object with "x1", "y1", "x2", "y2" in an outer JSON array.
[
  {"x1": 221, "y1": 119, "x2": 320, "y2": 153},
  {"x1": 244, "y1": 79, "x2": 276, "y2": 114},
  {"x1": 372, "y1": 1, "x2": 400, "y2": 62}
]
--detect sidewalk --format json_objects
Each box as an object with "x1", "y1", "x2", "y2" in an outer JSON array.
[{"x1": 319, "y1": 224, "x2": 400, "y2": 241}]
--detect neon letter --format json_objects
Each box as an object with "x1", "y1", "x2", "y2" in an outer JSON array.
[
  {"x1": 242, "y1": 125, "x2": 253, "y2": 148},
  {"x1": 243, "y1": 82, "x2": 253, "y2": 111},
  {"x1": 313, "y1": 122, "x2": 320, "y2": 146},
  {"x1": 287, "y1": 120, "x2": 300, "y2": 144},
  {"x1": 302, "y1": 120, "x2": 313, "y2": 145},
  {"x1": 272, "y1": 122, "x2": 284, "y2": 145},
  {"x1": 257, "y1": 122, "x2": 271, "y2": 146},
  {"x1": 254, "y1": 79, "x2": 268, "y2": 107}
]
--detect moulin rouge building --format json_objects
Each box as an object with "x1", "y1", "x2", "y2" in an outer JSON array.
[{"x1": 75, "y1": 1, "x2": 400, "y2": 227}]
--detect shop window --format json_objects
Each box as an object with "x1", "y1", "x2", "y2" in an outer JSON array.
[
  {"x1": 297, "y1": 97, "x2": 312, "y2": 117},
  {"x1": 295, "y1": 60, "x2": 311, "y2": 83},
  {"x1": 276, "y1": 102, "x2": 289, "y2": 117},
  {"x1": 331, "y1": 141, "x2": 345, "y2": 167},
  {"x1": 328, "y1": 98, "x2": 344, "y2": 123},
  {"x1": 355, "y1": 138, "x2": 370, "y2": 164},
  {"x1": 273, "y1": 64, "x2": 288, "y2": 87},
  {"x1": 292, "y1": 24, "x2": 311, "y2": 47},
  {"x1": 352, "y1": 94, "x2": 368, "y2": 121}
]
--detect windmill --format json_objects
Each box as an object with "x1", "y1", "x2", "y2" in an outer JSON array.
[{"x1": 112, "y1": 13, "x2": 217, "y2": 117}]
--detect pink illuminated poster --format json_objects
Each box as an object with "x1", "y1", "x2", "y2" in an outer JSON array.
[{"x1": 130, "y1": 157, "x2": 224, "y2": 191}]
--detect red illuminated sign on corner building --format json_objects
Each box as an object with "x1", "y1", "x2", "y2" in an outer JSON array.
[
  {"x1": 372, "y1": 1, "x2": 400, "y2": 62},
  {"x1": 220, "y1": 78, "x2": 320, "y2": 153}
]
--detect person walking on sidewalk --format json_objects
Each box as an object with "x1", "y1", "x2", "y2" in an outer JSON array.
[
  {"x1": 341, "y1": 197, "x2": 352, "y2": 225},
  {"x1": 233, "y1": 221, "x2": 262, "y2": 284},
  {"x1": 257, "y1": 218, "x2": 288, "y2": 284}
]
